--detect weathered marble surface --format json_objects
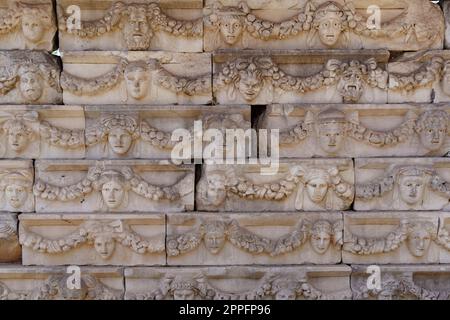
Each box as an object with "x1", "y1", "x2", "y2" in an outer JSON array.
[
  {"x1": 124, "y1": 265, "x2": 352, "y2": 300},
  {"x1": 204, "y1": 0, "x2": 444, "y2": 51},
  {"x1": 84, "y1": 105, "x2": 251, "y2": 160},
  {"x1": 0, "y1": 160, "x2": 34, "y2": 213},
  {"x1": 258, "y1": 104, "x2": 450, "y2": 158},
  {"x1": 0, "y1": 213, "x2": 20, "y2": 263},
  {"x1": 0, "y1": 266, "x2": 123, "y2": 299},
  {"x1": 197, "y1": 159, "x2": 354, "y2": 212},
  {"x1": 167, "y1": 212, "x2": 343, "y2": 265},
  {"x1": 0, "y1": 0, "x2": 56, "y2": 51},
  {"x1": 61, "y1": 51, "x2": 212, "y2": 105},
  {"x1": 342, "y1": 212, "x2": 440, "y2": 264},
  {"x1": 213, "y1": 50, "x2": 389, "y2": 104},
  {"x1": 0, "y1": 51, "x2": 62, "y2": 105},
  {"x1": 0, "y1": 105, "x2": 85, "y2": 159},
  {"x1": 33, "y1": 160, "x2": 194, "y2": 213},
  {"x1": 57, "y1": 0, "x2": 203, "y2": 52},
  {"x1": 351, "y1": 265, "x2": 450, "y2": 300},
  {"x1": 438, "y1": 213, "x2": 450, "y2": 264},
  {"x1": 19, "y1": 213, "x2": 166, "y2": 266},
  {"x1": 355, "y1": 158, "x2": 450, "y2": 211}
]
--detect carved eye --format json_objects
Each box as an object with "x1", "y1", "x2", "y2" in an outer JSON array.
[{"x1": 233, "y1": 23, "x2": 240, "y2": 28}]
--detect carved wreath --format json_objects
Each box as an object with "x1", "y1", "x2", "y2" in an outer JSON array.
[
  {"x1": 58, "y1": 2, "x2": 202, "y2": 38},
  {"x1": 60, "y1": 58, "x2": 210, "y2": 97},
  {"x1": 33, "y1": 165, "x2": 194, "y2": 202},
  {"x1": 167, "y1": 218, "x2": 343, "y2": 257},
  {"x1": 19, "y1": 219, "x2": 165, "y2": 255}
]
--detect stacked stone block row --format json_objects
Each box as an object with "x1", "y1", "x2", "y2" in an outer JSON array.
[{"x1": 1, "y1": 0, "x2": 450, "y2": 300}]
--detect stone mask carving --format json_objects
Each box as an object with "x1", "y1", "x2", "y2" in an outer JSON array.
[
  {"x1": 406, "y1": 223, "x2": 434, "y2": 257},
  {"x1": 310, "y1": 220, "x2": 332, "y2": 254},
  {"x1": 394, "y1": 167, "x2": 431, "y2": 209},
  {"x1": 0, "y1": 171, "x2": 33, "y2": 210},
  {"x1": 124, "y1": 62, "x2": 150, "y2": 100},
  {"x1": 415, "y1": 110, "x2": 449, "y2": 152},
  {"x1": 95, "y1": 170, "x2": 130, "y2": 210},
  {"x1": 313, "y1": 2, "x2": 346, "y2": 47},
  {"x1": 123, "y1": 5, "x2": 152, "y2": 50},
  {"x1": 20, "y1": 5, "x2": 54, "y2": 44},
  {"x1": 316, "y1": 108, "x2": 347, "y2": 154}
]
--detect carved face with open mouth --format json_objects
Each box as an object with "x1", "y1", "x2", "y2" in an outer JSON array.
[
  {"x1": 416, "y1": 111, "x2": 448, "y2": 152},
  {"x1": 6, "y1": 121, "x2": 31, "y2": 153},
  {"x1": 237, "y1": 70, "x2": 263, "y2": 102},
  {"x1": 337, "y1": 70, "x2": 364, "y2": 103},
  {"x1": 219, "y1": 15, "x2": 244, "y2": 45},
  {"x1": 94, "y1": 234, "x2": 115, "y2": 259},
  {"x1": 407, "y1": 227, "x2": 431, "y2": 257}
]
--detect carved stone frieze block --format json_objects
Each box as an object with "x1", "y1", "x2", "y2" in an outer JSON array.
[
  {"x1": 19, "y1": 214, "x2": 166, "y2": 266},
  {"x1": 167, "y1": 212, "x2": 343, "y2": 265},
  {"x1": 204, "y1": 0, "x2": 444, "y2": 51},
  {"x1": 124, "y1": 266, "x2": 352, "y2": 300},
  {"x1": 437, "y1": 213, "x2": 450, "y2": 264},
  {"x1": 258, "y1": 104, "x2": 450, "y2": 158},
  {"x1": 0, "y1": 105, "x2": 85, "y2": 159},
  {"x1": 342, "y1": 212, "x2": 440, "y2": 264},
  {"x1": 355, "y1": 158, "x2": 450, "y2": 211},
  {"x1": 0, "y1": 266, "x2": 123, "y2": 299},
  {"x1": 84, "y1": 105, "x2": 251, "y2": 160},
  {"x1": 34, "y1": 160, "x2": 194, "y2": 213},
  {"x1": 0, "y1": 51, "x2": 62, "y2": 105},
  {"x1": 57, "y1": 0, "x2": 203, "y2": 52},
  {"x1": 196, "y1": 159, "x2": 354, "y2": 212},
  {"x1": 351, "y1": 265, "x2": 450, "y2": 300},
  {"x1": 0, "y1": 0, "x2": 56, "y2": 51},
  {"x1": 61, "y1": 51, "x2": 212, "y2": 105},
  {"x1": 0, "y1": 160, "x2": 34, "y2": 213},
  {"x1": 213, "y1": 50, "x2": 389, "y2": 104},
  {"x1": 0, "y1": 213, "x2": 20, "y2": 263}
]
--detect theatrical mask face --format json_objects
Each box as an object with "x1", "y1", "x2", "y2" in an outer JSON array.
[
  {"x1": 306, "y1": 177, "x2": 329, "y2": 203},
  {"x1": 7, "y1": 127, "x2": 29, "y2": 152},
  {"x1": 419, "y1": 123, "x2": 447, "y2": 152},
  {"x1": 125, "y1": 68, "x2": 150, "y2": 100},
  {"x1": 219, "y1": 16, "x2": 243, "y2": 45},
  {"x1": 123, "y1": 8, "x2": 151, "y2": 50},
  {"x1": 338, "y1": 71, "x2": 363, "y2": 103},
  {"x1": 94, "y1": 235, "x2": 115, "y2": 259},
  {"x1": 407, "y1": 229, "x2": 431, "y2": 257},
  {"x1": 275, "y1": 289, "x2": 296, "y2": 300},
  {"x1": 5, "y1": 184, "x2": 28, "y2": 209},
  {"x1": 19, "y1": 71, "x2": 43, "y2": 102},
  {"x1": 22, "y1": 15, "x2": 45, "y2": 42},
  {"x1": 108, "y1": 127, "x2": 133, "y2": 155},
  {"x1": 310, "y1": 229, "x2": 331, "y2": 254},
  {"x1": 318, "y1": 122, "x2": 345, "y2": 154},
  {"x1": 398, "y1": 176, "x2": 426, "y2": 206},
  {"x1": 204, "y1": 230, "x2": 226, "y2": 254},
  {"x1": 318, "y1": 15, "x2": 342, "y2": 47},
  {"x1": 205, "y1": 174, "x2": 226, "y2": 206},
  {"x1": 173, "y1": 289, "x2": 195, "y2": 300},
  {"x1": 237, "y1": 73, "x2": 263, "y2": 102},
  {"x1": 101, "y1": 180, "x2": 126, "y2": 209}
]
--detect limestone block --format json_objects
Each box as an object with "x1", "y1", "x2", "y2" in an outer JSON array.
[
  {"x1": 34, "y1": 160, "x2": 194, "y2": 213},
  {"x1": 213, "y1": 50, "x2": 389, "y2": 105},
  {"x1": 0, "y1": 0, "x2": 56, "y2": 51},
  {"x1": 258, "y1": 104, "x2": 450, "y2": 158},
  {"x1": 205, "y1": 0, "x2": 444, "y2": 51},
  {"x1": 355, "y1": 158, "x2": 450, "y2": 211},
  {"x1": 342, "y1": 212, "x2": 440, "y2": 264},
  {"x1": 437, "y1": 213, "x2": 450, "y2": 263},
  {"x1": 0, "y1": 214, "x2": 20, "y2": 263},
  {"x1": 19, "y1": 213, "x2": 166, "y2": 266},
  {"x1": 84, "y1": 105, "x2": 251, "y2": 160},
  {"x1": 0, "y1": 160, "x2": 34, "y2": 213},
  {"x1": 351, "y1": 265, "x2": 450, "y2": 300},
  {"x1": 0, "y1": 266, "x2": 124, "y2": 299},
  {"x1": 196, "y1": 159, "x2": 354, "y2": 212},
  {"x1": 57, "y1": 0, "x2": 203, "y2": 52},
  {"x1": 0, "y1": 51, "x2": 62, "y2": 105},
  {"x1": 0, "y1": 105, "x2": 85, "y2": 159},
  {"x1": 444, "y1": 1, "x2": 450, "y2": 49},
  {"x1": 387, "y1": 50, "x2": 450, "y2": 103},
  {"x1": 124, "y1": 266, "x2": 352, "y2": 300},
  {"x1": 167, "y1": 212, "x2": 343, "y2": 266},
  {"x1": 61, "y1": 51, "x2": 211, "y2": 105}
]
